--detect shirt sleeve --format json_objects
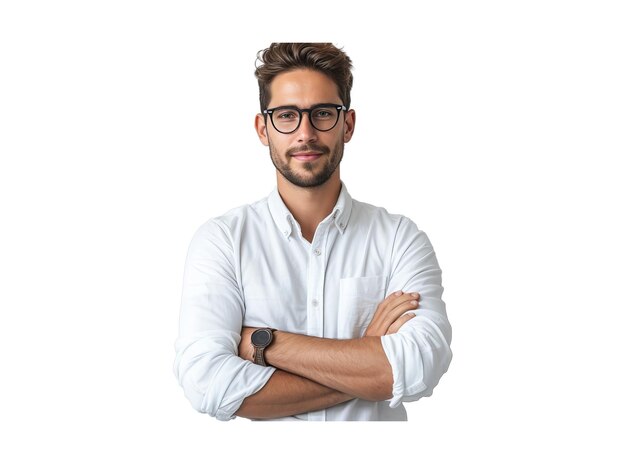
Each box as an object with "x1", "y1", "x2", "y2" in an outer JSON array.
[
  {"x1": 379, "y1": 216, "x2": 453, "y2": 408},
  {"x1": 173, "y1": 219, "x2": 276, "y2": 421}
]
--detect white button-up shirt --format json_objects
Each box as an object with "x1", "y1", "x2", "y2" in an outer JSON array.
[{"x1": 173, "y1": 180, "x2": 452, "y2": 421}]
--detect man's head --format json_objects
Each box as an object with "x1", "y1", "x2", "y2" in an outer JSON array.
[{"x1": 254, "y1": 43, "x2": 356, "y2": 189}]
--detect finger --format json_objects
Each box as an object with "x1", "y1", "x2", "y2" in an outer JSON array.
[
  {"x1": 370, "y1": 290, "x2": 407, "y2": 323},
  {"x1": 386, "y1": 291, "x2": 419, "y2": 306},
  {"x1": 371, "y1": 291, "x2": 419, "y2": 329},
  {"x1": 387, "y1": 312, "x2": 417, "y2": 334},
  {"x1": 380, "y1": 290, "x2": 406, "y2": 309},
  {"x1": 376, "y1": 291, "x2": 415, "y2": 316},
  {"x1": 383, "y1": 296, "x2": 420, "y2": 327},
  {"x1": 386, "y1": 292, "x2": 420, "y2": 316},
  {"x1": 389, "y1": 290, "x2": 405, "y2": 298}
]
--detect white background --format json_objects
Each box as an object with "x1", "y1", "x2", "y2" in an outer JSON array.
[{"x1": 1, "y1": 0, "x2": 625, "y2": 462}]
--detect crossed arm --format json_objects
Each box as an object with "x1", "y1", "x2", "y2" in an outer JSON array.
[
  {"x1": 175, "y1": 217, "x2": 451, "y2": 421},
  {"x1": 235, "y1": 291, "x2": 421, "y2": 419}
]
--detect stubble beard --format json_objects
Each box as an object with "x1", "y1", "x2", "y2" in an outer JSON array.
[{"x1": 268, "y1": 137, "x2": 344, "y2": 189}]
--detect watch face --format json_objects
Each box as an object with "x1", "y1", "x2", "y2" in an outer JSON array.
[{"x1": 251, "y1": 329, "x2": 272, "y2": 347}]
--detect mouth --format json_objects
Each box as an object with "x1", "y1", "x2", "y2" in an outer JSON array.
[{"x1": 291, "y1": 152, "x2": 323, "y2": 161}]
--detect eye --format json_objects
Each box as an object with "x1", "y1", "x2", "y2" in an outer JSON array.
[
  {"x1": 276, "y1": 110, "x2": 298, "y2": 120},
  {"x1": 313, "y1": 108, "x2": 334, "y2": 118}
]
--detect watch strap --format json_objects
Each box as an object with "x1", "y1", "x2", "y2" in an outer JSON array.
[{"x1": 253, "y1": 346, "x2": 267, "y2": 367}]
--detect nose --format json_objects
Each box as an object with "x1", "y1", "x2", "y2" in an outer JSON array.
[{"x1": 296, "y1": 112, "x2": 318, "y2": 143}]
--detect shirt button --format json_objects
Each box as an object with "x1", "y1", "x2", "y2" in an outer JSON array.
[
  {"x1": 312, "y1": 299, "x2": 319, "y2": 307},
  {"x1": 339, "y1": 222, "x2": 345, "y2": 229},
  {"x1": 314, "y1": 248, "x2": 321, "y2": 256},
  {"x1": 283, "y1": 230, "x2": 289, "y2": 235}
]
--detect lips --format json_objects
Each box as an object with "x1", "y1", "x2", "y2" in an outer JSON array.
[{"x1": 292, "y1": 152, "x2": 322, "y2": 161}]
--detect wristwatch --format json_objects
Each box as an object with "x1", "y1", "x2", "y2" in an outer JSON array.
[{"x1": 251, "y1": 328, "x2": 276, "y2": 367}]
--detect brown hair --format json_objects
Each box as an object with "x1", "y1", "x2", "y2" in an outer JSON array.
[{"x1": 254, "y1": 43, "x2": 354, "y2": 114}]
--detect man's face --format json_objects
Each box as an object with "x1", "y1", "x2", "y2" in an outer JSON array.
[{"x1": 255, "y1": 69, "x2": 355, "y2": 188}]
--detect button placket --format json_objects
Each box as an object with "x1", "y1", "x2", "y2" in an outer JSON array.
[
  {"x1": 307, "y1": 220, "x2": 337, "y2": 423},
  {"x1": 306, "y1": 224, "x2": 328, "y2": 339},
  {"x1": 309, "y1": 230, "x2": 327, "y2": 423}
]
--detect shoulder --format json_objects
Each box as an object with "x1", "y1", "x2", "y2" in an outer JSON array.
[
  {"x1": 351, "y1": 197, "x2": 419, "y2": 232},
  {"x1": 351, "y1": 197, "x2": 434, "y2": 256}
]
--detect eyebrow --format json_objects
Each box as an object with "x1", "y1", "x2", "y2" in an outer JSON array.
[{"x1": 268, "y1": 102, "x2": 343, "y2": 109}]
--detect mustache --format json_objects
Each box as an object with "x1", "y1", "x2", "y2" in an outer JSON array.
[{"x1": 287, "y1": 144, "x2": 328, "y2": 156}]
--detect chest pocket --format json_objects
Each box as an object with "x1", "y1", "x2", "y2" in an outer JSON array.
[{"x1": 338, "y1": 275, "x2": 386, "y2": 339}]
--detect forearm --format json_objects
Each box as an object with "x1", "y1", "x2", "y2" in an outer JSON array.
[
  {"x1": 264, "y1": 331, "x2": 393, "y2": 401},
  {"x1": 235, "y1": 369, "x2": 353, "y2": 419}
]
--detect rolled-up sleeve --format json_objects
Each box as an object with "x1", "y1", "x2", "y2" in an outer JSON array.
[
  {"x1": 173, "y1": 219, "x2": 276, "y2": 421},
  {"x1": 380, "y1": 217, "x2": 453, "y2": 408}
]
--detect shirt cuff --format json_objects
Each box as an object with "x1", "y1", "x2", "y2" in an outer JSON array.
[
  {"x1": 380, "y1": 333, "x2": 428, "y2": 408},
  {"x1": 211, "y1": 363, "x2": 278, "y2": 421}
]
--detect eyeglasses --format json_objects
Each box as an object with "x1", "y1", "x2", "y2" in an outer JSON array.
[{"x1": 263, "y1": 103, "x2": 347, "y2": 134}]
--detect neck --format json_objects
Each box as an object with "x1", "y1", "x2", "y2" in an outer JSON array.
[{"x1": 276, "y1": 171, "x2": 341, "y2": 242}]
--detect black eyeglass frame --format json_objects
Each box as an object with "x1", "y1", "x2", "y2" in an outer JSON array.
[{"x1": 263, "y1": 103, "x2": 348, "y2": 134}]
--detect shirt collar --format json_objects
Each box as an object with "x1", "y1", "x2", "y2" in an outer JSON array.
[{"x1": 268, "y1": 180, "x2": 353, "y2": 241}]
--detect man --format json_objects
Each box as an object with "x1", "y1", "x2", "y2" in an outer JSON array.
[{"x1": 173, "y1": 43, "x2": 452, "y2": 421}]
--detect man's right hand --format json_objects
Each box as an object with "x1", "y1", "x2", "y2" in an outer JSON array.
[{"x1": 364, "y1": 291, "x2": 420, "y2": 337}]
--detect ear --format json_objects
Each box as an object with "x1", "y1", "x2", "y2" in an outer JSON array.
[
  {"x1": 255, "y1": 113, "x2": 269, "y2": 147},
  {"x1": 343, "y1": 109, "x2": 356, "y2": 143}
]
